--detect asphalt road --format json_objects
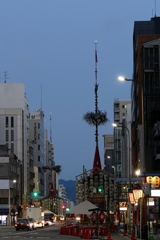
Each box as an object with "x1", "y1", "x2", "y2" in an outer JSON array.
[
  {"x1": 0, "y1": 225, "x2": 160, "y2": 240},
  {"x1": 0, "y1": 225, "x2": 126, "y2": 240}
]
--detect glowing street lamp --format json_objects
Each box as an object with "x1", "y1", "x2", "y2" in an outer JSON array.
[
  {"x1": 118, "y1": 76, "x2": 133, "y2": 82},
  {"x1": 135, "y1": 169, "x2": 141, "y2": 176}
]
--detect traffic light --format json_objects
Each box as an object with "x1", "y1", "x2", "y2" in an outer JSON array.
[
  {"x1": 98, "y1": 187, "x2": 103, "y2": 193},
  {"x1": 32, "y1": 192, "x2": 39, "y2": 198},
  {"x1": 66, "y1": 207, "x2": 70, "y2": 212},
  {"x1": 33, "y1": 192, "x2": 38, "y2": 197}
]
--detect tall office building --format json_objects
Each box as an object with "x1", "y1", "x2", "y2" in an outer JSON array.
[
  {"x1": 131, "y1": 16, "x2": 160, "y2": 175},
  {"x1": 29, "y1": 110, "x2": 44, "y2": 197},
  {"x1": 0, "y1": 83, "x2": 30, "y2": 204},
  {"x1": 113, "y1": 98, "x2": 131, "y2": 177}
]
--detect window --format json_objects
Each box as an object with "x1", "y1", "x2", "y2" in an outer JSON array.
[
  {"x1": 38, "y1": 123, "x2": 40, "y2": 129},
  {"x1": 0, "y1": 198, "x2": 8, "y2": 204},
  {"x1": 38, "y1": 156, "x2": 40, "y2": 162},
  {"x1": 11, "y1": 143, "x2": 14, "y2": 153},
  {"x1": 6, "y1": 130, "x2": 9, "y2": 141},
  {"x1": 6, "y1": 117, "x2": 8, "y2": 128},
  {"x1": 11, "y1": 130, "x2": 14, "y2": 141},
  {"x1": 38, "y1": 145, "x2": 40, "y2": 151},
  {"x1": 11, "y1": 117, "x2": 14, "y2": 127}
]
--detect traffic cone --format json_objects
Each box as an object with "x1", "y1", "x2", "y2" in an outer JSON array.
[
  {"x1": 85, "y1": 229, "x2": 91, "y2": 239},
  {"x1": 107, "y1": 229, "x2": 112, "y2": 240},
  {"x1": 149, "y1": 227, "x2": 155, "y2": 240},
  {"x1": 131, "y1": 230, "x2": 135, "y2": 240},
  {"x1": 123, "y1": 229, "x2": 127, "y2": 236}
]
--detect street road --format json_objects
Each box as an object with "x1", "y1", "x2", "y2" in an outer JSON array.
[
  {"x1": 0, "y1": 225, "x2": 130, "y2": 240},
  {"x1": 0, "y1": 225, "x2": 159, "y2": 240}
]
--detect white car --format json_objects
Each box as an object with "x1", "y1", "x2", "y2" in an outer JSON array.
[
  {"x1": 36, "y1": 220, "x2": 45, "y2": 228},
  {"x1": 45, "y1": 220, "x2": 55, "y2": 226}
]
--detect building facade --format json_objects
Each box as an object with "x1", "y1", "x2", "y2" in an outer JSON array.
[
  {"x1": 0, "y1": 83, "x2": 30, "y2": 205},
  {"x1": 121, "y1": 103, "x2": 132, "y2": 178},
  {"x1": 131, "y1": 16, "x2": 160, "y2": 175},
  {"x1": 113, "y1": 99, "x2": 131, "y2": 177},
  {"x1": 102, "y1": 134, "x2": 114, "y2": 175},
  {"x1": 29, "y1": 110, "x2": 45, "y2": 197}
]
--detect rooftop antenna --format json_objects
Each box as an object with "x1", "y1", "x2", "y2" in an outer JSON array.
[
  {"x1": 3, "y1": 71, "x2": 9, "y2": 83},
  {"x1": 41, "y1": 84, "x2": 42, "y2": 110},
  {"x1": 155, "y1": 0, "x2": 157, "y2": 17},
  {"x1": 50, "y1": 113, "x2": 52, "y2": 143}
]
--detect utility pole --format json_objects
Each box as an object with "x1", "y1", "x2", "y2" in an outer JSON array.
[{"x1": 107, "y1": 165, "x2": 110, "y2": 230}]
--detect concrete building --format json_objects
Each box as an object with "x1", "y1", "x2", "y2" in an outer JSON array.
[
  {"x1": 131, "y1": 16, "x2": 160, "y2": 176},
  {"x1": 43, "y1": 129, "x2": 55, "y2": 197},
  {"x1": 102, "y1": 134, "x2": 114, "y2": 175},
  {"x1": 59, "y1": 184, "x2": 67, "y2": 207},
  {"x1": 121, "y1": 103, "x2": 131, "y2": 178},
  {"x1": 0, "y1": 145, "x2": 21, "y2": 225},
  {"x1": 29, "y1": 110, "x2": 45, "y2": 197},
  {"x1": 0, "y1": 83, "x2": 30, "y2": 205},
  {"x1": 113, "y1": 99, "x2": 131, "y2": 177}
]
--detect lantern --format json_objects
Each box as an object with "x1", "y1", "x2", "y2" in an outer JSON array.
[
  {"x1": 128, "y1": 193, "x2": 136, "y2": 204},
  {"x1": 92, "y1": 212, "x2": 97, "y2": 223},
  {"x1": 99, "y1": 211, "x2": 105, "y2": 223},
  {"x1": 133, "y1": 189, "x2": 143, "y2": 203}
]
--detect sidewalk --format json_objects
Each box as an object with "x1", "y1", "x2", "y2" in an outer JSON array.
[{"x1": 119, "y1": 229, "x2": 160, "y2": 240}]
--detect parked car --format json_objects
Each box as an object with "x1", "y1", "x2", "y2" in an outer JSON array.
[{"x1": 15, "y1": 218, "x2": 36, "y2": 231}]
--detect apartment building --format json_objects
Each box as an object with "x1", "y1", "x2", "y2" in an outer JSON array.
[
  {"x1": 132, "y1": 16, "x2": 160, "y2": 175},
  {"x1": 29, "y1": 110, "x2": 45, "y2": 197},
  {"x1": 0, "y1": 83, "x2": 30, "y2": 204},
  {"x1": 113, "y1": 99, "x2": 131, "y2": 177}
]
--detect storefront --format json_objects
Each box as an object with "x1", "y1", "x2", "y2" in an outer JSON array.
[{"x1": 0, "y1": 208, "x2": 9, "y2": 225}]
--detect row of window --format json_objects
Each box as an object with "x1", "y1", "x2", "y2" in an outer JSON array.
[
  {"x1": 6, "y1": 116, "x2": 14, "y2": 128},
  {"x1": 6, "y1": 130, "x2": 14, "y2": 141},
  {"x1": 5, "y1": 142, "x2": 14, "y2": 153},
  {"x1": 11, "y1": 164, "x2": 17, "y2": 173}
]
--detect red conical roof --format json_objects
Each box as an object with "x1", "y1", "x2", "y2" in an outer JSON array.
[{"x1": 93, "y1": 146, "x2": 102, "y2": 170}]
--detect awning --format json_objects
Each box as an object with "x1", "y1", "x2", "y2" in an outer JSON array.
[{"x1": 0, "y1": 209, "x2": 9, "y2": 215}]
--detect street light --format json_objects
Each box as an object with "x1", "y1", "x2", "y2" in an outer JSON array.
[
  {"x1": 118, "y1": 76, "x2": 134, "y2": 82},
  {"x1": 112, "y1": 123, "x2": 131, "y2": 233}
]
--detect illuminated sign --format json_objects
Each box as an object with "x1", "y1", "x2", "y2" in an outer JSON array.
[
  {"x1": 146, "y1": 176, "x2": 160, "y2": 187},
  {"x1": 151, "y1": 189, "x2": 160, "y2": 197}
]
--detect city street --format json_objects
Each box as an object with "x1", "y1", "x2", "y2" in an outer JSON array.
[{"x1": 0, "y1": 224, "x2": 160, "y2": 240}]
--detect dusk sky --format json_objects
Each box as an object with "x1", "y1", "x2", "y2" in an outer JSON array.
[{"x1": 0, "y1": 1, "x2": 159, "y2": 180}]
